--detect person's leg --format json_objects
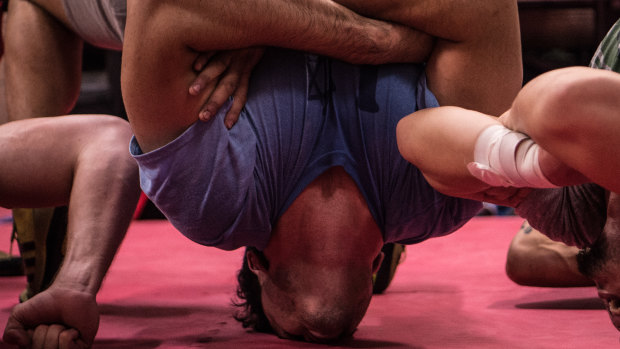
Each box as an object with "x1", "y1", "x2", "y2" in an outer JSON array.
[
  {"x1": 398, "y1": 66, "x2": 620, "y2": 206},
  {"x1": 2, "y1": 0, "x2": 81, "y2": 286},
  {"x1": 501, "y1": 67, "x2": 620, "y2": 194},
  {"x1": 4, "y1": 0, "x2": 83, "y2": 120},
  {"x1": 372, "y1": 243, "x2": 406, "y2": 294},
  {"x1": 505, "y1": 221, "x2": 593, "y2": 287}
]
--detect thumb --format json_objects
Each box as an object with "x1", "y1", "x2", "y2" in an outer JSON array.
[
  {"x1": 2, "y1": 312, "x2": 32, "y2": 347},
  {"x1": 59, "y1": 328, "x2": 90, "y2": 349}
]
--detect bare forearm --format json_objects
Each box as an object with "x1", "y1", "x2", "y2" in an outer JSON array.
[
  {"x1": 54, "y1": 173, "x2": 139, "y2": 295},
  {"x1": 4, "y1": 0, "x2": 83, "y2": 120},
  {"x1": 333, "y1": 0, "x2": 500, "y2": 41},
  {"x1": 55, "y1": 131, "x2": 140, "y2": 295},
  {"x1": 340, "y1": 0, "x2": 522, "y2": 115},
  {"x1": 123, "y1": 0, "x2": 431, "y2": 151},
  {"x1": 27, "y1": 116, "x2": 140, "y2": 295},
  {"x1": 129, "y1": 0, "x2": 433, "y2": 65}
]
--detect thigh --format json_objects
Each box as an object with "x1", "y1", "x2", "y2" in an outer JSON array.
[
  {"x1": 5, "y1": 0, "x2": 83, "y2": 118},
  {"x1": 27, "y1": 0, "x2": 73, "y2": 30}
]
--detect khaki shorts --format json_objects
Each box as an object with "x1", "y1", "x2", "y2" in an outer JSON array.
[{"x1": 61, "y1": 0, "x2": 125, "y2": 50}]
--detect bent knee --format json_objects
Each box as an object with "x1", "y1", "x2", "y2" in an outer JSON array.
[
  {"x1": 86, "y1": 115, "x2": 133, "y2": 141},
  {"x1": 521, "y1": 67, "x2": 611, "y2": 141},
  {"x1": 81, "y1": 115, "x2": 135, "y2": 160}
]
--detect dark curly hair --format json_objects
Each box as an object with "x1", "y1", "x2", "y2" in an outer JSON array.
[
  {"x1": 577, "y1": 233, "x2": 610, "y2": 279},
  {"x1": 232, "y1": 247, "x2": 274, "y2": 333}
]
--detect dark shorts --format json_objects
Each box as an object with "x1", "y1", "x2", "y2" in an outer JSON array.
[{"x1": 515, "y1": 184, "x2": 607, "y2": 248}]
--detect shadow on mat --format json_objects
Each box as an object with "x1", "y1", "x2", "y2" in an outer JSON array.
[
  {"x1": 92, "y1": 339, "x2": 162, "y2": 349},
  {"x1": 515, "y1": 297, "x2": 605, "y2": 310},
  {"x1": 93, "y1": 335, "x2": 419, "y2": 349},
  {"x1": 336, "y1": 338, "x2": 422, "y2": 348},
  {"x1": 98, "y1": 303, "x2": 228, "y2": 318}
]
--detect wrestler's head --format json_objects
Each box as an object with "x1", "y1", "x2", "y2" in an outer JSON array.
[
  {"x1": 577, "y1": 193, "x2": 620, "y2": 330},
  {"x1": 233, "y1": 167, "x2": 384, "y2": 342}
]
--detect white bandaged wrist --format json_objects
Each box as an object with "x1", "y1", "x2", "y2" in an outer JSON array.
[{"x1": 467, "y1": 125, "x2": 559, "y2": 188}]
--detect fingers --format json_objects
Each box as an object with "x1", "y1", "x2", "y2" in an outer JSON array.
[
  {"x1": 223, "y1": 49, "x2": 263, "y2": 128},
  {"x1": 191, "y1": 48, "x2": 264, "y2": 128},
  {"x1": 189, "y1": 52, "x2": 230, "y2": 96},
  {"x1": 198, "y1": 70, "x2": 241, "y2": 125},
  {"x1": 29, "y1": 325, "x2": 84, "y2": 349},
  {"x1": 2, "y1": 301, "x2": 41, "y2": 348},
  {"x1": 32, "y1": 324, "x2": 62, "y2": 349},
  {"x1": 224, "y1": 74, "x2": 250, "y2": 129},
  {"x1": 2, "y1": 289, "x2": 97, "y2": 349},
  {"x1": 2, "y1": 315, "x2": 31, "y2": 348},
  {"x1": 59, "y1": 329, "x2": 86, "y2": 349},
  {"x1": 192, "y1": 52, "x2": 215, "y2": 73}
]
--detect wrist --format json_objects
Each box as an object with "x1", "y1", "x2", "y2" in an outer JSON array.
[{"x1": 52, "y1": 259, "x2": 104, "y2": 295}]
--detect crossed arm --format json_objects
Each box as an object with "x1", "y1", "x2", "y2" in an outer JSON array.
[
  {"x1": 123, "y1": 0, "x2": 522, "y2": 153},
  {"x1": 332, "y1": 0, "x2": 523, "y2": 115},
  {"x1": 122, "y1": 0, "x2": 434, "y2": 152}
]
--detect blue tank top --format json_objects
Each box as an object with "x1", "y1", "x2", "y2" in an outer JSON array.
[{"x1": 131, "y1": 49, "x2": 482, "y2": 250}]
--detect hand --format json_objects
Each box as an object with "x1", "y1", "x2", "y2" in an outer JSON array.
[
  {"x1": 3, "y1": 286, "x2": 99, "y2": 349},
  {"x1": 189, "y1": 48, "x2": 265, "y2": 129}
]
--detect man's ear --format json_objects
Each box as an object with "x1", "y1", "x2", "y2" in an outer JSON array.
[
  {"x1": 246, "y1": 249, "x2": 267, "y2": 277},
  {"x1": 372, "y1": 251, "x2": 385, "y2": 275}
]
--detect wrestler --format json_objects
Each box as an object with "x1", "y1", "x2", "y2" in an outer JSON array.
[
  {"x1": 4, "y1": 0, "x2": 522, "y2": 347},
  {"x1": 505, "y1": 18, "x2": 620, "y2": 289},
  {"x1": 122, "y1": 0, "x2": 520, "y2": 342},
  {"x1": 396, "y1": 61, "x2": 620, "y2": 330}
]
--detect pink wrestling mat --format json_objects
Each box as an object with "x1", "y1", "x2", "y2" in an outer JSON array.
[{"x1": 1, "y1": 213, "x2": 618, "y2": 348}]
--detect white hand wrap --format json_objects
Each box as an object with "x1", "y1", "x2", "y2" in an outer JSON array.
[{"x1": 467, "y1": 125, "x2": 559, "y2": 188}]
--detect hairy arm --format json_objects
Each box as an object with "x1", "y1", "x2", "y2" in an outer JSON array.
[
  {"x1": 138, "y1": 0, "x2": 433, "y2": 65},
  {"x1": 183, "y1": 0, "x2": 522, "y2": 133},
  {"x1": 122, "y1": 0, "x2": 434, "y2": 152},
  {"x1": 334, "y1": 0, "x2": 523, "y2": 115}
]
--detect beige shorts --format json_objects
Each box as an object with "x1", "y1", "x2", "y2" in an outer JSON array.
[{"x1": 61, "y1": 0, "x2": 125, "y2": 50}]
